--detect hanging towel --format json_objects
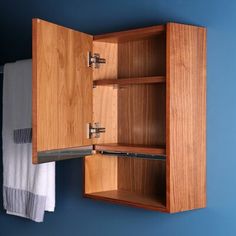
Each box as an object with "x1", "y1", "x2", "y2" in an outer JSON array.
[{"x1": 2, "y1": 59, "x2": 55, "y2": 222}]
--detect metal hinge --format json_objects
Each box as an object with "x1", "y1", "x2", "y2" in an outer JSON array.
[
  {"x1": 88, "y1": 52, "x2": 106, "y2": 68},
  {"x1": 87, "y1": 123, "x2": 106, "y2": 139}
]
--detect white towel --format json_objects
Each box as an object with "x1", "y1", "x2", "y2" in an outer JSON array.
[{"x1": 2, "y1": 59, "x2": 55, "y2": 222}]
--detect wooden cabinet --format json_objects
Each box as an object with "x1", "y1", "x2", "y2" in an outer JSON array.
[{"x1": 32, "y1": 19, "x2": 206, "y2": 213}]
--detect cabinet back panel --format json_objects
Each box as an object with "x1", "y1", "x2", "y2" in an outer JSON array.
[
  {"x1": 118, "y1": 84, "x2": 166, "y2": 146},
  {"x1": 118, "y1": 158, "x2": 166, "y2": 198},
  {"x1": 118, "y1": 35, "x2": 166, "y2": 78}
]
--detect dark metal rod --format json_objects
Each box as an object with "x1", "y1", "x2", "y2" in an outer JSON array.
[
  {"x1": 0, "y1": 65, "x2": 3, "y2": 74},
  {"x1": 100, "y1": 150, "x2": 166, "y2": 161}
]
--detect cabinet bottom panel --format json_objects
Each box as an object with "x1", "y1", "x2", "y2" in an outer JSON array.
[
  {"x1": 84, "y1": 190, "x2": 167, "y2": 212},
  {"x1": 95, "y1": 143, "x2": 166, "y2": 156},
  {"x1": 84, "y1": 154, "x2": 166, "y2": 211}
]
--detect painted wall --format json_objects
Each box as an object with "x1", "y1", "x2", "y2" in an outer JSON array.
[{"x1": 0, "y1": 0, "x2": 235, "y2": 235}]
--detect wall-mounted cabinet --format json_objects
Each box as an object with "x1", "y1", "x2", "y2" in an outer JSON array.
[{"x1": 32, "y1": 19, "x2": 206, "y2": 213}]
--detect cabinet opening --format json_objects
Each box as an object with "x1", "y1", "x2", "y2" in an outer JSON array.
[
  {"x1": 92, "y1": 30, "x2": 166, "y2": 156},
  {"x1": 84, "y1": 155, "x2": 166, "y2": 211},
  {"x1": 93, "y1": 29, "x2": 166, "y2": 83},
  {"x1": 93, "y1": 83, "x2": 166, "y2": 155}
]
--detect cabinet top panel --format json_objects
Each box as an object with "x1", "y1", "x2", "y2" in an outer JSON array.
[
  {"x1": 93, "y1": 25, "x2": 165, "y2": 43},
  {"x1": 93, "y1": 22, "x2": 205, "y2": 43}
]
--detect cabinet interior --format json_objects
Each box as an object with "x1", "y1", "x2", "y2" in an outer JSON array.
[
  {"x1": 86, "y1": 28, "x2": 167, "y2": 210},
  {"x1": 84, "y1": 155, "x2": 166, "y2": 211},
  {"x1": 92, "y1": 29, "x2": 166, "y2": 156}
]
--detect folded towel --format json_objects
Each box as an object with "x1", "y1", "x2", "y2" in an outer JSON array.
[{"x1": 2, "y1": 60, "x2": 55, "y2": 222}]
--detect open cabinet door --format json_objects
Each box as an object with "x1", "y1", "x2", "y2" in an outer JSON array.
[{"x1": 32, "y1": 19, "x2": 93, "y2": 163}]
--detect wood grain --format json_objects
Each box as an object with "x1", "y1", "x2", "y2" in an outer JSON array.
[
  {"x1": 84, "y1": 155, "x2": 166, "y2": 210},
  {"x1": 84, "y1": 155, "x2": 166, "y2": 211},
  {"x1": 118, "y1": 84, "x2": 166, "y2": 146},
  {"x1": 92, "y1": 42, "x2": 118, "y2": 144},
  {"x1": 85, "y1": 190, "x2": 166, "y2": 211},
  {"x1": 84, "y1": 154, "x2": 117, "y2": 193},
  {"x1": 93, "y1": 76, "x2": 166, "y2": 86},
  {"x1": 32, "y1": 18, "x2": 93, "y2": 163},
  {"x1": 118, "y1": 157, "x2": 166, "y2": 197},
  {"x1": 166, "y1": 23, "x2": 206, "y2": 212},
  {"x1": 93, "y1": 25, "x2": 165, "y2": 43},
  {"x1": 118, "y1": 36, "x2": 166, "y2": 78},
  {"x1": 93, "y1": 42, "x2": 118, "y2": 81},
  {"x1": 94, "y1": 143, "x2": 166, "y2": 155}
]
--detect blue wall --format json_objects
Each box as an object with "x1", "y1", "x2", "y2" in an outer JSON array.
[{"x1": 1, "y1": 0, "x2": 236, "y2": 235}]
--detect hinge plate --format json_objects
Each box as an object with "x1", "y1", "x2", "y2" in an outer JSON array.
[
  {"x1": 87, "y1": 123, "x2": 106, "y2": 139},
  {"x1": 88, "y1": 52, "x2": 106, "y2": 68}
]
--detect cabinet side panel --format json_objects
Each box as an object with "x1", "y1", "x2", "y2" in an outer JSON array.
[
  {"x1": 33, "y1": 19, "x2": 93, "y2": 157},
  {"x1": 84, "y1": 155, "x2": 118, "y2": 194},
  {"x1": 166, "y1": 23, "x2": 206, "y2": 212},
  {"x1": 92, "y1": 42, "x2": 118, "y2": 144}
]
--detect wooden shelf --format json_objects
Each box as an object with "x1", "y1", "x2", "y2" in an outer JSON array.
[
  {"x1": 94, "y1": 143, "x2": 166, "y2": 156},
  {"x1": 85, "y1": 190, "x2": 166, "y2": 211},
  {"x1": 93, "y1": 76, "x2": 166, "y2": 86}
]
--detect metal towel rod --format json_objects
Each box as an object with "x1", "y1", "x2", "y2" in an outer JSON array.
[{"x1": 0, "y1": 65, "x2": 3, "y2": 74}]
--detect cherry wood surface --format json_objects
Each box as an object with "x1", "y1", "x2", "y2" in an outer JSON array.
[
  {"x1": 166, "y1": 23, "x2": 206, "y2": 212},
  {"x1": 85, "y1": 190, "x2": 166, "y2": 211},
  {"x1": 32, "y1": 19, "x2": 93, "y2": 163},
  {"x1": 93, "y1": 76, "x2": 166, "y2": 86},
  {"x1": 94, "y1": 25, "x2": 165, "y2": 43},
  {"x1": 118, "y1": 84, "x2": 166, "y2": 147},
  {"x1": 118, "y1": 36, "x2": 166, "y2": 78}
]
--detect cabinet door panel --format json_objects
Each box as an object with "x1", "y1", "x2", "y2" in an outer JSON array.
[{"x1": 33, "y1": 19, "x2": 93, "y2": 163}]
